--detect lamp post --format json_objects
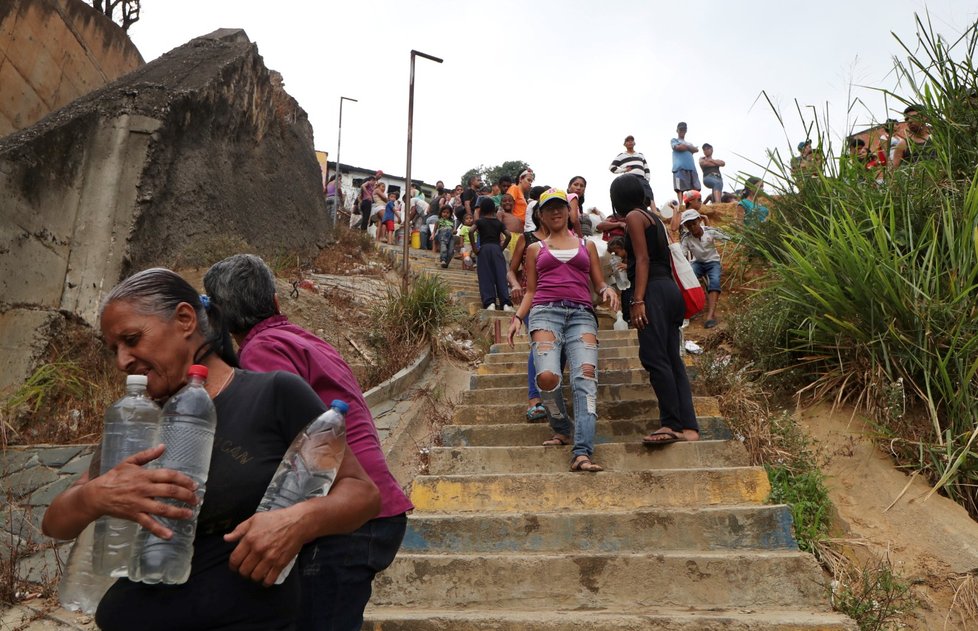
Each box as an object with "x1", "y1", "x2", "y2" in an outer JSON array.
[
  {"x1": 333, "y1": 96, "x2": 357, "y2": 228},
  {"x1": 402, "y1": 50, "x2": 443, "y2": 294}
]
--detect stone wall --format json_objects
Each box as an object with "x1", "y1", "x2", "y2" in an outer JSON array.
[
  {"x1": 0, "y1": 0, "x2": 144, "y2": 137},
  {"x1": 0, "y1": 29, "x2": 330, "y2": 395}
]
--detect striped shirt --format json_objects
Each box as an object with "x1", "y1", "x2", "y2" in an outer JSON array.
[{"x1": 609, "y1": 151, "x2": 650, "y2": 180}]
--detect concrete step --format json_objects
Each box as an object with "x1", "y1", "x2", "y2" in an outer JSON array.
[
  {"x1": 452, "y1": 396, "x2": 722, "y2": 423},
  {"x1": 363, "y1": 608, "x2": 857, "y2": 630},
  {"x1": 471, "y1": 368, "x2": 656, "y2": 389},
  {"x1": 401, "y1": 504, "x2": 798, "y2": 553},
  {"x1": 461, "y1": 383, "x2": 713, "y2": 407},
  {"x1": 470, "y1": 306, "x2": 618, "y2": 329},
  {"x1": 476, "y1": 355, "x2": 647, "y2": 375},
  {"x1": 370, "y1": 551, "x2": 829, "y2": 610},
  {"x1": 427, "y1": 440, "x2": 748, "y2": 475},
  {"x1": 482, "y1": 345, "x2": 642, "y2": 364},
  {"x1": 492, "y1": 336, "x2": 638, "y2": 353},
  {"x1": 410, "y1": 467, "x2": 770, "y2": 513},
  {"x1": 441, "y1": 418, "x2": 732, "y2": 447},
  {"x1": 489, "y1": 328, "x2": 638, "y2": 349}
]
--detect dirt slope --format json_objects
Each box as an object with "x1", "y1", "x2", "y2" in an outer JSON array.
[{"x1": 798, "y1": 404, "x2": 978, "y2": 629}]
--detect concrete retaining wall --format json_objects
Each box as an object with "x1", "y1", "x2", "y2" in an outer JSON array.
[
  {"x1": 0, "y1": 0, "x2": 144, "y2": 137},
  {"x1": 0, "y1": 29, "x2": 329, "y2": 395}
]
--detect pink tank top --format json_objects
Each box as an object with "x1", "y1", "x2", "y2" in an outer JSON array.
[{"x1": 532, "y1": 240, "x2": 593, "y2": 307}]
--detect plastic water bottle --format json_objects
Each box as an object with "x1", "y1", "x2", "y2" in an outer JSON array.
[
  {"x1": 93, "y1": 375, "x2": 161, "y2": 577},
  {"x1": 257, "y1": 400, "x2": 348, "y2": 584},
  {"x1": 609, "y1": 254, "x2": 631, "y2": 290},
  {"x1": 59, "y1": 521, "x2": 116, "y2": 613},
  {"x1": 128, "y1": 365, "x2": 217, "y2": 585}
]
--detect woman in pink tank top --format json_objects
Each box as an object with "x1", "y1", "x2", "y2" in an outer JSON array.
[{"x1": 506, "y1": 189, "x2": 620, "y2": 472}]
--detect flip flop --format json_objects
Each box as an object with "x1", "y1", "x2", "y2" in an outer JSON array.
[
  {"x1": 525, "y1": 403, "x2": 547, "y2": 423},
  {"x1": 570, "y1": 455, "x2": 603, "y2": 473},
  {"x1": 542, "y1": 435, "x2": 570, "y2": 446},
  {"x1": 642, "y1": 428, "x2": 686, "y2": 446}
]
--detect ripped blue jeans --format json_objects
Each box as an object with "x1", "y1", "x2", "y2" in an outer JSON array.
[{"x1": 528, "y1": 301, "x2": 600, "y2": 459}]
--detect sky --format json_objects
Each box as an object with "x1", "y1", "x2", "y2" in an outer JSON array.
[{"x1": 127, "y1": 0, "x2": 977, "y2": 214}]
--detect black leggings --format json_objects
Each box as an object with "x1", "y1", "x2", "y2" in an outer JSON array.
[
  {"x1": 359, "y1": 199, "x2": 372, "y2": 231},
  {"x1": 637, "y1": 277, "x2": 698, "y2": 433}
]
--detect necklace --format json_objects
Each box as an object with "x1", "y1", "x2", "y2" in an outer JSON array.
[{"x1": 210, "y1": 368, "x2": 235, "y2": 398}]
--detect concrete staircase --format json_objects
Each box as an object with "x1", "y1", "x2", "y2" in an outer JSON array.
[{"x1": 367, "y1": 244, "x2": 855, "y2": 630}]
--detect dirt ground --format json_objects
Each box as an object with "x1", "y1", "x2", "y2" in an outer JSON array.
[{"x1": 797, "y1": 404, "x2": 978, "y2": 630}]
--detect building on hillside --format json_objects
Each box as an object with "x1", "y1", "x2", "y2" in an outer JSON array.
[{"x1": 319, "y1": 160, "x2": 435, "y2": 212}]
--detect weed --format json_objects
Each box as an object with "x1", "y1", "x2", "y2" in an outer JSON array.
[
  {"x1": 1, "y1": 317, "x2": 116, "y2": 445},
  {"x1": 312, "y1": 226, "x2": 386, "y2": 276},
  {"x1": 364, "y1": 274, "x2": 460, "y2": 386},
  {"x1": 408, "y1": 385, "x2": 456, "y2": 478},
  {"x1": 828, "y1": 554, "x2": 915, "y2": 631}
]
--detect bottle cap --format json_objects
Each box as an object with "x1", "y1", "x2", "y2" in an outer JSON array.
[
  {"x1": 329, "y1": 400, "x2": 349, "y2": 414},
  {"x1": 188, "y1": 364, "x2": 209, "y2": 379},
  {"x1": 126, "y1": 374, "x2": 148, "y2": 387}
]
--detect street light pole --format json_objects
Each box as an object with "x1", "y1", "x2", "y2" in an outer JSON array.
[
  {"x1": 403, "y1": 49, "x2": 443, "y2": 294},
  {"x1": 333, "y1": 96, "x2": 357, "y2": 229}
]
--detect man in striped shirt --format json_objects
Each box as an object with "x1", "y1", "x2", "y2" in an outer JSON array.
[{"x1": 609, "y1": 135, "x2": 655, "y2": 205}]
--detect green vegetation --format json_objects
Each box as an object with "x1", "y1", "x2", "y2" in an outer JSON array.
[
  {"x1": 735, "y1": 14, "x2": 978, "y2": 517},
  {"x1": 366, "y1": 273, "x2": 461, "y2": 384},
  {"x1": 763, "y1": 412, "x2": 832, "y2": 554},
  {"x1": 830, "y1": 559, "x2": 915, "y2": 631}
]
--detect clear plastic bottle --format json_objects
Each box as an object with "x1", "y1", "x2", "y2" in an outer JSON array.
[
  {"x1": 93, "y1": 375, "x2": 161, "y2": 577},
  {"x1": 128, "y1": 365, "x2": 217, "y2": 585},
  {"x1": 59, "y1": 519, "x2": 116, "y2": 613},
  {"x1": 257, "y1": 399, "x2": 348, "y2": 583},
  {"x1": 609, "y1": 253, "x2": 632, "y2": 290}
]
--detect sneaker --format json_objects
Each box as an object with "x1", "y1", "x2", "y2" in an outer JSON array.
[
  {"x1": 502, "y1": 304, "x2": 514, "y2": 312},
  {"x1": 704, "y1": 319, "x2": 718, "y2": 329},
  {"x1": 440, "y1": 261, "x2": 448, "y2": 268}
]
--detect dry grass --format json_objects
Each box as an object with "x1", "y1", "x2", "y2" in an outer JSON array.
[
  {"x1": 311, "y1": 226, "x2": 384, "y2": 277},
  {"x1": 407, "y1": 384, "x2": 456, "y2": 478},
  {"x1": 946, "y1": 573, "x2": 978, "y2": 631},
  {"x1": 2, "y1": 316, "x2": 116, "y2": 446},
  {"x1": 817, "y1": 541, "x2": 915, "y2": 631}
]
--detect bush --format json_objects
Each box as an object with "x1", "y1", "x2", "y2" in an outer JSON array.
[
  {"x1": 365, "y1": 274, "x2": 460, "y2": 384},
  {"x1": 737, "y1": 14, "x2": 978, "y2": 517}
]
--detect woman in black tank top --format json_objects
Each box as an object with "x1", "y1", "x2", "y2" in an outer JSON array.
[{"x1": 610, "y1": 175, "x2": 699, "y2": 444}]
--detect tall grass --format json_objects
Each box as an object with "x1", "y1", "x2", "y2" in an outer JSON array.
[
  {"x1": 736, "y1": 15, "x2": 978, "y2": 516},
  {"x1": 365, "y1": 273, "x2": 460, "y2": 385}
]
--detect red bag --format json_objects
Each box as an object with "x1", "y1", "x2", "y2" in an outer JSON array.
[{"x1": 667, "y1": 241, "x2": 706, "y2": 319}]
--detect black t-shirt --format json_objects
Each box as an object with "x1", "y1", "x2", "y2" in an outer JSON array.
[
  {"x1": 474, "y1": 217, "x2": 506, "y2": 247},
  {"x1": 96, "y1": 370, "x2": 327, "y2": 631},
  {"x1": 460, "y1": 188, "x2": 479, "y2": 215}
]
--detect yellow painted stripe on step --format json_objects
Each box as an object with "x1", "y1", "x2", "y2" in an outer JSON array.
[{"x1": 409, "y1": 468, "x2": 772, "y2": 513}]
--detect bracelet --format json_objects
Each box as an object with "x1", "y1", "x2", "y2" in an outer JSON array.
[
  {"x1": 598, "y1": 285, "x2": 611, "y2": 294},
  {"x1": 631, "y1": 300, "x2": 645, "y2": 305},
  {"x1": 512, "y1": 314, "x2": 524, "y2": 324}
]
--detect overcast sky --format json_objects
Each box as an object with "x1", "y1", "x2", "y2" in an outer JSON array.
[{"x1": 127, "y1": 0, "x2": 976, "y2": 213}]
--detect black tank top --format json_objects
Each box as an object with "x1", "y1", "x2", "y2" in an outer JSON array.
[{"x1": 623, "y1": 209, "x2": 672, "y2": 281}]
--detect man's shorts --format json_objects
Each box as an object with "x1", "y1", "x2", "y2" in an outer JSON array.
[{"x1": 673, "y1": 169, "x2": 701, "y2": 192}]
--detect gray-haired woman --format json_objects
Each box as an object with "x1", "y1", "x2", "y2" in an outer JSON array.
[{"x1": 42, "y1": 268, "x2": 379, "y2": 631}]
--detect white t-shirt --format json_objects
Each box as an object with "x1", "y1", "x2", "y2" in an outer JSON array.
[{"x1": 523, "y1": 200, "x2": 539, "y2": 232}]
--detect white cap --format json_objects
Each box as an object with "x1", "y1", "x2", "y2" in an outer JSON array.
[{"x1": 126, "y1": 374, "x2": 148, "y2": 387}]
